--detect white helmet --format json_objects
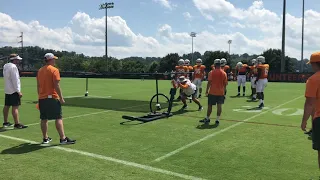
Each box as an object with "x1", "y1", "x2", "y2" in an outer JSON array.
[
  {"x1": 184, "y1": 59, "x2": 190, "y2": 65},
  {"x1": 178, "y1": 59, "x2": 184, "y2": 65},
  {"x1": 214, "y1": 59, "x2": 221, "y2": 65},
  {"x1": 196, "y1": 58, "x2": 202, "y2": 64},
  {"x1": 236, "y1": 62, "x2": 243, "y2": 68},
  {"x1": 251, "y1": 59, "x2": 257, "y2": 65},
  {"x1": 257, "y1": 56, "x2": 265, "y2": 64},
  {"x1": 221, "y1": 58, "x2": 227, "y2": 66}
]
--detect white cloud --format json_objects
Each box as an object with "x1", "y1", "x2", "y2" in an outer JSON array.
[
  {"x1": 183, "y1": 12, "x2": 193, "y2": 21},
  {"x1": 153, "y1": 0, "x2": 174, "y2": 10}
]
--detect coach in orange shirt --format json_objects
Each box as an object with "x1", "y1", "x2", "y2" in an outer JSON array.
[
  {"x1": 200, "y1": 59, "x2": 228, "y2": 125},
  {"x1": 37, "y1": 53, "x2": 76, "y2": 145},
  {"x1": 301, "y1": 52, "x2": 320, "y2": 169}
]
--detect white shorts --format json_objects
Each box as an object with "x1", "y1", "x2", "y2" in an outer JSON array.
[
  {"x1": 193, "y1": 78, "x2": 202, "y2": 88},
  {"x1": 237, "y1": 75, "x2": 246, "y2": 86},
  {"x1": 256, "y1": 78, "x2": 268, "y2": 92},
  {"x1": 251, "y1": 77, "x2": 257, "y2": 88}
]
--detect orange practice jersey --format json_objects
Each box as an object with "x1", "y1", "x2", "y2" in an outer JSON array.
[
  {"x1": 175, "y1": 66, "x2": 188, "y2": 77},
  {"x1": 257, "y1": 64, "x2": 269, "y2": 79},
  {"x1": 193, "y1": 65, "x2": 206, "y2": 79},
  {"x1": 236, "y1": 64, "x2": 248, "y2": 75},
  {"x1": 249, "y1": 65, "x2": 258, "y2": 76},
  {"x1": 223, "y1": 65, "x2": 230, "y2": 72}
]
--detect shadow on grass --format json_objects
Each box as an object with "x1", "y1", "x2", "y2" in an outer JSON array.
[
  {"x1": 196, "y1": 123, "x2": 219, "y2": 129},
  {"x1": 27, "y1": 97, "x2": 180, "y2": 113},
  {"x1": 1, "y1": 143, "x2": 54, "y2": 154}
]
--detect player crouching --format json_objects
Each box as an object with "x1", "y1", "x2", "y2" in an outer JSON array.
[{"x1": 177, "y1": 76, "x2": 203, "y2": 111}]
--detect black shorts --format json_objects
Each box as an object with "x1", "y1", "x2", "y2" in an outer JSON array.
[
  {"x1": 5, "y1": 93, "x2": 21, "y2": 106},
  {"x1": 208, "y1": 94, "x2": 225, "y2": 105},
  {"x1": 182, "y1": 88, "x2": 198, "y2": 99},
  {"x1": 312, "y1": 117, "x2": 320, "y2": 150},
  {"x1": 39, "y1": 98, "x2": 62, "y2": 120}
]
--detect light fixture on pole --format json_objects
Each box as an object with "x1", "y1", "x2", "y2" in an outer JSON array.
[
  {"x1": 99, "y1": 2, "x2": 114, "y2": 72},
  {"x1": 228, "y1": 40, "x2": 232, "y2": 61},
  {"x1": 190, "y1": 32, "x2": 196, "y2": 65}
]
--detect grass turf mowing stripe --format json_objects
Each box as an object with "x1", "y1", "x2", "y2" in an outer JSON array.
[
  {"x1": 0, "y1": 134, "x2": 206, "y2": 180},
  {"x1": 154, "y1": 95, "x2": 303, "y2": 162},
  {"x1": 25, "y1": 103, "x2": 148, "y2": 127}
]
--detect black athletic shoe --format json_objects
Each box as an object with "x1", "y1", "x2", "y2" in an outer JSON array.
[
  {"x1": 60, "y1": 137, "x2": 76, "y2": 145},
  {"x1": 215, "y1": 120, "x2": 220, "y2": 125},
  {"x1": 243, "y1": 94, "x2": 245, "y2": 97},
  {"x1": 198, "y1": 94, "x2": 202, "y2": 98},
  {"x1": 181, "y1": 105, "x2": 188, "y2": 110},
  {"x1": 3, "y1": 122, "x2": 13, "y2": 127},
  {"x1": 258, "y1": 103, "x2": 264, "y2": 109},
  {"x1": 199, "y1": 118, "x2": 210, "y2": 124},
  {"x1": 14, "y1": 124, "x2": 28, "y2": 129},
  {"x1": 198, "y1": 106, "x2": 203, "y2": 111},
  {"x1": 42, "y1": 137, "x2": 52, "y2": 144}
]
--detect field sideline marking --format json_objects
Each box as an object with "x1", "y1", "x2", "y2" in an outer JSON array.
[
  {"x1": 0, "y1": 134, "x2": 206, "y2": 180},
  {"x1": 154, "y1": 96, "x2": 303, "y2": 162},
  {"x1": 26, "y1": 103, "x2": 148, "y2": 127}
]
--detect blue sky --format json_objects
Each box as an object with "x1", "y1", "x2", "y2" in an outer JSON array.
[{"x1": 0, "y1": 0, "x2": 320, "y2": 59}]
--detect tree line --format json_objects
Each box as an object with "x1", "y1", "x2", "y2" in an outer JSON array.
[{"x1": 0, "y1": 46, "x2": 312, "y2": 73}]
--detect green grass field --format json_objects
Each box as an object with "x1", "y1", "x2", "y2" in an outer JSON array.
[{"x1": 0, "y1": 77, "x2": 317, "y2": 180}]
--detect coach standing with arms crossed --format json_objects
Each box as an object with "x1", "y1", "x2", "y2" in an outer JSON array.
[
  {"x1": 2, "y1": 54, "x2": 28, "y2": 129},
  {"x1": 37, "y1": 53, "x2": 76, "y2": 144},
  {"x1": 301, "y1": 52, "x2": 320, "y2": 169}
]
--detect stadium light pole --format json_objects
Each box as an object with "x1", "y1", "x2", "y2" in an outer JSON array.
[
  {"x1": 228, "y1": 40, "x2": 232, "y2": 61},
  {"x1": 301, "y1": 0, "x2": 305, "y2": 72},
  {"x1": 190, "y1": 32, "x2": 196, "y2": 65},
  {"x1": 281, "y1": 0, "x2": 286, "y2": 73},
  {"x1": 99, "y1": 2, "x2": 114, "y2": 72}
]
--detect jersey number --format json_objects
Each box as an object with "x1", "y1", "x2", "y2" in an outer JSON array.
[{"x1": 264, "y1": 69, "x2": 269, "y2": 76}]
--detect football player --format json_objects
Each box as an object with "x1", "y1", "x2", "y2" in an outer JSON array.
[
  {"x1": 255, "y1": 56, "x2": 269, "y2": 109},
  {"x1": 221, "y1": 58, "x2": 230, "y2": 96},
  {"x1": 178, "y1": 76, "x2": 203, "y2": 111},
  {"x1": 173, "y1": 59, "x2": 189, "y2": 100},
  {"x1": 193, "y1": 58, "x2": 206, "y2": 98},
  {"x1": 250, "y1": 59, "x2": 258, "y2": 100},
  {"x1": 184, "y1": 59, "x2": 194, "y2": 79},
  {"x1": 236, "y1": 62, "x2": 248, "y2": 96}
]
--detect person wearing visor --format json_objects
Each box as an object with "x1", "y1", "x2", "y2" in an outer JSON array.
[
  {"x1": 2, "y1": 54, "x2": 28, "y2": 129},
  {"x1": 177, "y1": 76, "x2": 203, "y2": 111}
]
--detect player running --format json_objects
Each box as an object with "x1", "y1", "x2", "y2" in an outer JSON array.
[
  {"x1": 236, "y1": 62, "x2": 248, "y2": 96},
  {"x1": 178, "y1": 76, "x2": 203, "y2": 111},
  {"x1": 193, "y1": 58, "x2": 206, "y2": 98},
  {"x1": 254, "y1": 56, "x2": 269, "y2": 109},
  {"x1": 249, "y1": 59, "x2": 258, "y2": 100}
]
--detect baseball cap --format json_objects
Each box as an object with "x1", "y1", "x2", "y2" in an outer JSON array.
[
  {"x1": 9, "y1": 54, "x2": 22, "y2": 61},
  {"x1": 307, "y1": 52, "x2": 320, "y2": 64},
  {"x1": 44, "y1": 53, "x2": 58, "y2": 60}
]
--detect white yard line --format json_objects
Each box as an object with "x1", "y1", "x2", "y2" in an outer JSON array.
[
  {"x1": 26, "y1": 103, "x2": 147, "y2": 127},
  {"x1": 154, "y1": 96, "x2": 304, "y2": 162},
  {"x1": 0, "y1": 134, "x2": 206, "y2": 180}
]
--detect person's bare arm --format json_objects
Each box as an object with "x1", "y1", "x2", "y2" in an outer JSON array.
[
  {"x1": 301, "y1": 97, "x2": 316, "y2": 131},
  {"x1": 37, "y1": 77, "x2": 40, "y2": 95},
  {"x1": 54, "y1": 80, "x2": 64, "y2": 103}
]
